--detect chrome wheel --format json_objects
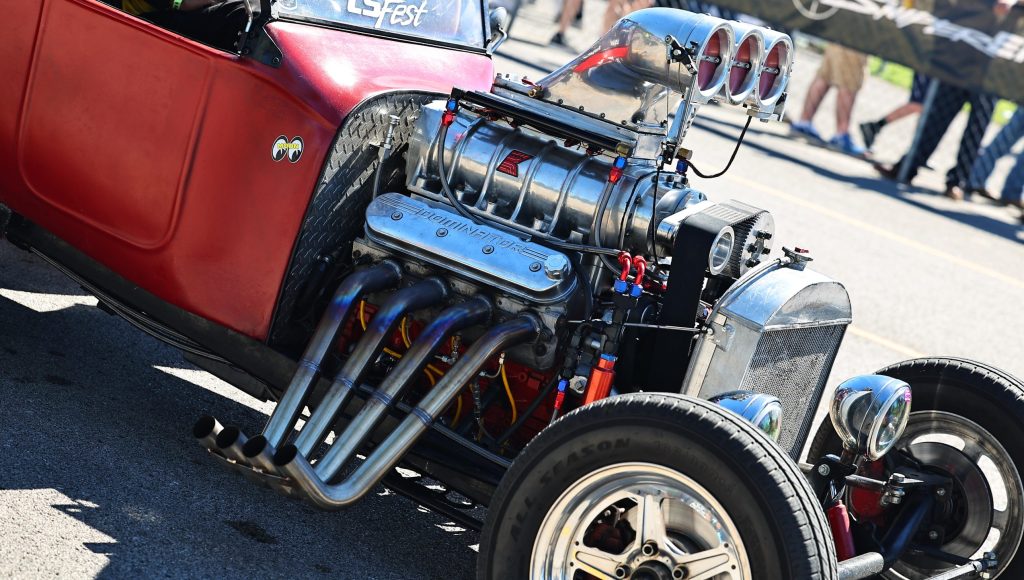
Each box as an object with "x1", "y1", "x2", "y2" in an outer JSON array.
[
  {"x1": 890, "y1": 411, "x2": 1023, "y2": 579},
  {"x1": 530, "y1": 462, "x2": 750, "y2": 580}
]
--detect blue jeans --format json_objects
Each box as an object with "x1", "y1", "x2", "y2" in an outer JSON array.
[{"x1": 967, "y1": 108, "x2": 1024, "y2": 202}]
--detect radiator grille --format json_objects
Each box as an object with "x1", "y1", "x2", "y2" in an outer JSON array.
[{"x1": 740, "y1": 325, "x2": 846, "y2": 458}]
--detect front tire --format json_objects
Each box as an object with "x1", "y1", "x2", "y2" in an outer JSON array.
[
  {"x1": 479, "y1": 393, "x2": 838, "y2": 580},
  {"x1": 808, "y1": 357, "x2": 1024, "y2": 578}
]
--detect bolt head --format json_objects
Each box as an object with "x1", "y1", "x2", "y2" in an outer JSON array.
[
  {"x1": 614, "y1": 565, "x2": 630, "y2": 578},
  {"x1": 391, "y1": 211, "x2": 403, "y2": 220},
  {"x1": 928, "y1": 530, "x2": 939, "y2": 540},
  {"x1": 482, "y1": 245, "x2": 495, "y2": 254},
  {"x1": 529, "y1": 262, "x2": 542, "y2": 272},
  {"x1": 936, "y1": 488, "x2": 947, "y2": 497},
  {"x1": 817, "y1": 464, "x2": 831, "y2": 477},
  {"x1": 673, "y1": 566, "x2": 688, "y2": 579},
  {"x1": 543, "y1": 254, "x2": 570, "y2": 280},
  {"x1": 436, "y1": 228, "x2": 448, "y2": 237},
  {"x1": 641, "y1": 541, "x2": 658, "y2": 556}
]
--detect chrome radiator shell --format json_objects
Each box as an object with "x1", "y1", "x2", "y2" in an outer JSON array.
[
  {"x1": 406, "y1": 101, "x2": 705, "y2": 257},
  {"x1": 683, "y1": 261, "x2": 852, "y2": 458}
]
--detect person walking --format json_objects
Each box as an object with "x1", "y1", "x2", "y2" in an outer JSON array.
[
  {"x1": 789, "y1": 44, "x2": 868, "y2": 156},
  {"x1": 965, "y1": 107, "x2": 1024, "y2": 219},
  {"x1": 858, "y1": 73, "x2": 930, "y2": 152},
  {"x1": 873, "y1": 84, "x2": 997, "y2": 199}
]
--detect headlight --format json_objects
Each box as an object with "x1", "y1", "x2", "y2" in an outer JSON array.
[
  {"x1": 711, "y1": 391, "x2": 783, "y2": 442},
  {"x1": 708, "y1": 226, "x2": 735, "y2": 275},
  {"x1": 829, "y1": 375, "x2": 912, "y2": 461}
]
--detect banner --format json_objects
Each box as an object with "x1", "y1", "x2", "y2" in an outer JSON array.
[{"x1": 698, "y1": 0, "x2": 1024, "y2": 102}]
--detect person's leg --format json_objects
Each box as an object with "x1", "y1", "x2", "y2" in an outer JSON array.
[
  {"x1": 861, "y1": 74, "x2": 926, "y2": 149},
  {"x1": 798, "y1": 77, "x2": 829, "y2": 124},
  {"x1": 602, "y1": 0, "x2": 622, "y2": 32},
  {"x1": 886, "y1": 102, "x2": 923, "y2": 124},
  {"x1": 552, "y1": 0, "x2": 582, "y2": 43},
  {"x1": 947, "y1": 92, "x2": 996, "y2": 189},
  {"x1": 1000, "y1": 151, "x2": 1024, "y2": 208},
  {"x1": 561, "y1": 0, "x2": 583, "y2": 31},
  {"x1": 966, "y1": 108, "x2": 1024, "y2": 191},
  {"x1": 882, "y1": 83, "x2": 966, "y2": 183},
  {"x1": 835, "y1": 87, "x2": 856, "y2": 135}
]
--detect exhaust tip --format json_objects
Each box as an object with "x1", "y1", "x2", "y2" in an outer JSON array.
[
  {"x1": 193, "y1": 415, "x2": 221, "y2": 439},
  {"x1": 215, "y1": 426, "x2": 242, "y2": 449},
  {"x1": 242, "y1": 435, "x2": 268, "y2": 458},
  {"x1": 273, "y1": 444, "x2": 299, "y2": 467}
]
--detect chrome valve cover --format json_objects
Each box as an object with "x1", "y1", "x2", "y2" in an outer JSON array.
[{"x1": 364, "y1": 193, "x2": 576, "y2": 305}]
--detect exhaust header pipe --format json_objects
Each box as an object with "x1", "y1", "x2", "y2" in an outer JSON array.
[
  {"x1": 276, "y1": 313, "x2": 541, "y2": 509},
  {"x1": 312, "y1": 295, "x2": 494, "y2": 480},
  {"x1": 293, "y1": 277, "x2": 449, "y2": 458},
  {"x1": 261, "y1": 260, "x2": 403, "y2": 448},
  {"x1": 195, "y1": 261, "x2": 401, "y2": 464},
  {"x1": 242, "y1": 276, "x2": 449, "y2": 476}
]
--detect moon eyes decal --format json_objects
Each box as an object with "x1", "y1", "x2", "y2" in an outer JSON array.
[{"x1": 272, "y1": 136, "x2": 304, "y2": 163}]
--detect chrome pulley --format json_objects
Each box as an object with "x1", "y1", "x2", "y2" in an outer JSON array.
[
  {"x1": 889, "y1": 411, "x2": 1023, "y2": 579},
  {"x1": 531, "y1": 462, "x2": 750, "y2": 580}
]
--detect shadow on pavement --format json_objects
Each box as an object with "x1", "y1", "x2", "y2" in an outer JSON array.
[{"x1": 0, "y1": 252, "x2": 476, "y2": 579}]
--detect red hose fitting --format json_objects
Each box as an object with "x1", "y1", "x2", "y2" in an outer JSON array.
[
  {"x1": 827, "y1": 500, "x2": 857, "y2": 561},
  {"x1": 632, "y1": 255, "x2": 647, "y2": 287},
  {"x1": 617, "y1": 252, "x2": 632, "y2": 282}
]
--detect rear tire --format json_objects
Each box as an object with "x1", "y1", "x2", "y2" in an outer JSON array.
[
  {"x1": 808, "y1": 357, "x2": 1024, "y2": 579},
  {"x1": 479, "y1": 392, "x2": 838, "y2": 580}
]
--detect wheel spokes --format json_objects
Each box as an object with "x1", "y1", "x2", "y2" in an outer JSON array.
[
  {"x1": 675, "y1": 546, "x2": 740, "y2": 580},
  {"x1": 572, "y1": 545, "x2": 624, "y2": 579},
  {"x1": 634, "y1": 493, "x2": 668, "y2": 548}
]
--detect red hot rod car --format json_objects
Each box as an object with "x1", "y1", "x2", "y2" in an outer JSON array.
[{"x1": 2, "y1": 1, "x2": 1023, "y2": 579}]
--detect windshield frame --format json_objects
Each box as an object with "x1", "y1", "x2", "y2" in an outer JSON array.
[{"x1": 270, "y1": 0, "x2": 492, "y2": 55}]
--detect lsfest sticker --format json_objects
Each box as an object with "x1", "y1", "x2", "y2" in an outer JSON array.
[{"x1": 272, "y1": 135, "x2": 304, "y2": 163}]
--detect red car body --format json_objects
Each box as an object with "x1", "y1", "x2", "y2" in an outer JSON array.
[{"x1": 0, "y1": 0, "x2": 493, "y2": 339}]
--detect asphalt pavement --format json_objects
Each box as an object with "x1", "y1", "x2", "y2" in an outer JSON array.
[{"x1": 2, "y1": 6, "x2": 1024, "y2": 580}]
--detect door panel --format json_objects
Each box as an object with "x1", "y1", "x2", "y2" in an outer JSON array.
[
  {"x1": 0, "y1": 2, "x2": 45, "y2": 196},
  {"x1": 3, "y1": 2, "x2": 495, "y2": 340},
  {"x1": 19, "y1": 0, "x2": 211, "y2": 248}
]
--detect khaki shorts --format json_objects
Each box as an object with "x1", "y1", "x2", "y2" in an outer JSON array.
[{"x1": 816, "y1": 45, "x2": 868, "y2": 92}]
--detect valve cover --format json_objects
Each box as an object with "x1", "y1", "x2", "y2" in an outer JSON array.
[{"x1": 364, "y1": 193, "x2": 577, "y2": 304}]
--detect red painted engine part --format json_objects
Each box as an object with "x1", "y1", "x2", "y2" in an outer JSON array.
[
  {"x1": 583, "y1": 355, "x2": 617, "y2": 405},
  {"x1": 827, "y1": 500, "x2": 857, "y2": 561}
]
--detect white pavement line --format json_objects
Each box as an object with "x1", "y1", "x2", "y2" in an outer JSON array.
[
  {"x1": 847, "y1": 325, "x2": 924, "y2": 359},
  {"x1": 727, "y1": 174, "x2": 1024, "y2": 291}
]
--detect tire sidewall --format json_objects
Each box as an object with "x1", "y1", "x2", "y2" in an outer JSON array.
[{"x1": 480, "y1": 394, "x2": 833, "y2": 580}]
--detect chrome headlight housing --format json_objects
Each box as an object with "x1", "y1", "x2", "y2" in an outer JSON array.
[
  {"x1": 830, "y1": 375, "x2": 912, "y2": 461},
  {"x1": 711, "y1": 391, "x2": 783, "y2": 442}
]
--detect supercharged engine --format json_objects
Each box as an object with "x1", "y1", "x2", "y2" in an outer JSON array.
[
  {"x1": 197, "y1": 8, "x2": 851, "y2": 515},
  {"x1": 331, "y1": 9, "x2": 852, "y2": 459}
]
